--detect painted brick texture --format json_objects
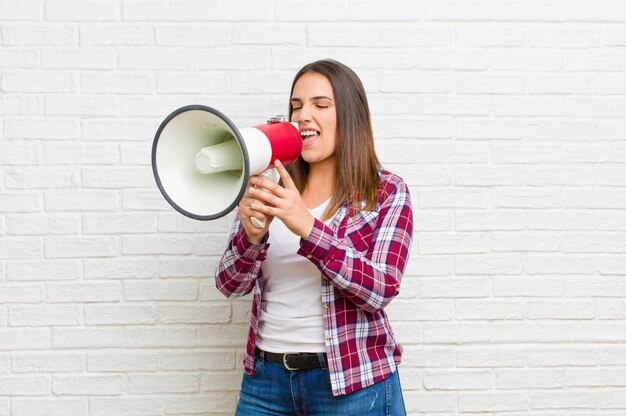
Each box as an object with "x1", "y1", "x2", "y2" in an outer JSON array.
[{"x1": 1, "y1": 0, "x2": 626, "y2": 414}]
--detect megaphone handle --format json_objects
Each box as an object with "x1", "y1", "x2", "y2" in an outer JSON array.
[{"x1": 249, "y1": 168, "x2": 280, "y2": 229}]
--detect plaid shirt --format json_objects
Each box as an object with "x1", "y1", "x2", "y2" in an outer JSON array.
[{"x1": 215, "y1": 170, "x2": 413, "y2": 396}]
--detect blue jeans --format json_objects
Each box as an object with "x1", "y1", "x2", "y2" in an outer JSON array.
[{"x1": 236, "y1": 350, "x2": 406, "y2": 415}]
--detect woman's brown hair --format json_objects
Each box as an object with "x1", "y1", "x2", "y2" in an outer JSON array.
[{"x1": 287, "y1": 59, "x2": 381, "y2": 221}]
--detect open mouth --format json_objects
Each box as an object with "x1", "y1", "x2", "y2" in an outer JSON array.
[{"x1": 300, "y1": 129, "x2": 320, "y2": 141}]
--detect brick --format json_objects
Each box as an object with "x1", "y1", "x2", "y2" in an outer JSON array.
[
  {"x1": 492, "y1": 232, "x2": 560, "y2": 252},
  {"x1": 276, "y1": 1, "x2": 347, "y2": 21},
  {"x1": 12, "y1": 352, "x2": 85, "y2": 373},
  {"x1": 80, "y1": 73, "x2": 153, "y2": 94},
  {"x1": 83, "y1": 213, "x2": 157, "y2": 234},
  {"x1": 0, "y1": 329, "x2": 50, "y2": 351},
  {"x1": 0, "y1": 95, "x2": 40, "y2": 115},
  {"x1": 380, "y1": 24, "x2": 451, "y2": 46},
  {"x1": 52, "y1": 375, "x2": 125, "y2": 396},
  {"x1": 456, "y1": 211, "x2": 525, "y2": 231},
  {"x1": 9, "y1": 305, "x2": 81, "y2": 326},
  {"x1": 418, "y1": 233, "x2": 489, "y2": 254},
  {"x1": 420, "y1": 277, "x2": 490, "y2": 298},
  {"x1": 455, "y1": 300, "x2": 524, "y2": 320},
  {"x1": 419, "y1": 188, "x2": 488, "y2": 209},
  {"x1": 84, "y1": 258, "x2": 155, "y2": 279},
  {"x1": 423, "y1": 322, "x2": 491, "y2": 343},
  {"x1": 89, "y1": 397, "x2": 162, "y2": 416},
  {"x1": 45, "y1": 191, "x2": 118, "y2": 212},
  {"x1": 124, "y1": 280, "x2": 197, "y2": 301},
  {"x1": 456, "y1": 25, "x2": 524, "y2": 46},
  {"x1": 493, "y1": 188, "x2": 561, "y2": 208},
  {"x1": 0, "y1": 238, "x2": 42, "y2": 259},
  {"x1": 44, "y1": 143, "x2": 118, "y2": 165},
  {"x1": 81, "y1": 118, "x2": 154, "y2": 141},
  {"x1": 47, "y1": 281, "x2": 121, "y2": 304},
  {"x1": 11, "y1": 399, "x2": 87, "y2": 416},
  {"x1": 157, "y1": 304, "x2": 231, "y2": 324},
  {"x1": 85, "y1": 305, "x2": 156, "y2": 325},
  {"x1": 455, "y1": 73, "x2": 525, "y2": 94},
  {"x1": 2, "y1": 70, "x2": 75, "y2": 92},
  {"x1": 130, "y1": 373, "x2": 199, "y2": 393},
  {"x1": 122, "y1": 235, "x2": 193, "y2": 255},
  {"x1": 527, "y1": 167, "x2": 596, "y2": 186},
  {"x1": 232, "y1": 23, "x2": 305, "y2": 45},
  {"x1": 4, "y1": 119, "x2": 79, "y2": 140},
  {"x1": 457, "y1": 347, "x2": 525, "y2": 368},
  {"x1": 155, "y1": 25, "x2": 230, "y2": 46},
  {"x1": 421, "y1": 95, "x2": 491, "y2": 115},
  {"x1": 159, "y1": 350, "x2": 236, "y2": 371},
  {"x1": 0, "y1": 0, "x2": 43, "y2": 19},
  {"x1": 527, "y1": 300, "x2": 595, "y2": 319},
  {"x1": 0, "y1": 376, "x2": 50, "y2": 396},
  {"x1": 530, "y1": 390, "x2": 597, "y2": 410},
  {"x1": 52, "y1": 328, "x2": 124, "y2": 348},
  {"x1": 163, "y1": 393, "x2": 237, "y2": 414},
  {"x1": 0, "y1": 286, "x2": 42, "y2": 303},
  {"x1": 456, "y1": 254, "x2": 524, "y2": 275},
  {"x1": 41, "y1": 49, "x2": 115, "y2": 70},
  {"x1": 456, "y1": 118, "x2": 524, "y2": 140},
  {"x1": 125, "y1": 327, "x2": 196, "y2": 347},
  {"x1": 423, "y1": 370, "x2": 492, "y2": 390},
  {"x1": 158, "y1": 72, "x2": 230, "y2": 94},
  {"x1": 45, "y1": 236, "x2": 120, "y2": 258},
  {"x1": 7, "y1": 260, "x2": 82, "y2": 281},
  {"x1": 82, "y1": 167, "x2": 154, "y2": 188},
  {"x1": 45, "y1": 0, "x2": 120, "y2": 21},
  {"x1": 80, "y1": 24, "x2": 153, "y2": 46},
  {"x1": 5, "y1": 167, "x2": 78, "y2": 189},
  {"x1": 87, "y1": 351, "x2": 158, "y2": 372}
]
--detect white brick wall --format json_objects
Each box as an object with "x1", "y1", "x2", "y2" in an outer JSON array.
[{"x1": 1, "y1": 0, "x2": 626, "y2": 414}]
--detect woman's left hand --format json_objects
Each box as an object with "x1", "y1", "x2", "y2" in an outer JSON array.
[{"x1": 248, "y1": 160, "x2": 315, "y2": 240}]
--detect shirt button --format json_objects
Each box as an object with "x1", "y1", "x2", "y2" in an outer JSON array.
[
  {"x1": 325, "y1": 337, "x2": 332, "y2": 341},
  {"x1": 324, "y1": 303, "x2": 329, "y2": 309},
  {"x1": 306, "y1": 254, "x2": 312, "y2": 259}
]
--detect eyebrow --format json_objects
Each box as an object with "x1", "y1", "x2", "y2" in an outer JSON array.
[{"x1": 290, "y1": 95, "x2": 334, "y2": 103}]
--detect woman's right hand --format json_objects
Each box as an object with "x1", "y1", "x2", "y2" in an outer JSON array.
[{"x1": 238, "y1": 175, "x2": 273, "y2": 244}]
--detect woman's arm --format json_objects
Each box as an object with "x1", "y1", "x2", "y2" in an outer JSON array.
[
  {"x1": 214, "y1": 212, "x2": 269, "y2": 298},
  {"x1": 298, "y1": 176, "x2": 413, "y2": 313}
]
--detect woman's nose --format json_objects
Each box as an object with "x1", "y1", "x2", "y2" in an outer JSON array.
[{"x1": 297, "y1": 105, "x2": 311, "y2": 122}]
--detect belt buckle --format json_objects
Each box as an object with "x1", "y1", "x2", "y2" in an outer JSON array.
[{"x1": 282, "y1": 352, "x2": 300, "y2": 371}]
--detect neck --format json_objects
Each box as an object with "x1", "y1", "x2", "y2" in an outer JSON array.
[{"x1": 302, "y1": 158, "x2": 335, "y2": 207}]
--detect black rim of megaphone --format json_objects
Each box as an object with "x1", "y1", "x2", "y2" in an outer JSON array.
[{"x1": 151, "y1": 104, "x2": 250, "y2": 221}]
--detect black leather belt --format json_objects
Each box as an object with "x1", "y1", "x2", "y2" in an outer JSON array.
[{"x1": 256, "y1": 348, "x2": 327, "y2": 371}]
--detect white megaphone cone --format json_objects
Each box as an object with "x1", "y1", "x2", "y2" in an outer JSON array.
[{"x1": 152, "y1": 105, "x2": 302, "y2": 223}]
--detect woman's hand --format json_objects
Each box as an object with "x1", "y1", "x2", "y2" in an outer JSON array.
[
  {"x1": 248, "y1": 160, "x2": 315, "y2": 240},
  {"x1": 238, "y1": 175, "x2": 273, "y2": 244}
]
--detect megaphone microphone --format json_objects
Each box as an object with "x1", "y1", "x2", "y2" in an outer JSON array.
[{"x1": 152, "y1": 105, "x2": 302, "y2": 225}]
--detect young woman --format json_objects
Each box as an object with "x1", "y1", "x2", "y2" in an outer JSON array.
[{"x1": 215, "y1": 59, "x2": 413, "y2": 415}]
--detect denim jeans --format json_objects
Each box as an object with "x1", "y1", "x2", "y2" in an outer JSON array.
[{"x1": 235, "y1": 350, "x2": 406, "y2": 415}]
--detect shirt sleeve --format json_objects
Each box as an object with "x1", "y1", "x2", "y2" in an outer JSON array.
[
  {"x1": 214, "y1": 211, "x2": 269, "y2": 298},
  {"x1": 297, "y1": 178, "x2": 413, "y2": 313}
]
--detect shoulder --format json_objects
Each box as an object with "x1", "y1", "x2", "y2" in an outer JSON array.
[{"x1": 377, "y1": 169, "x2": 410, "y2": 204}]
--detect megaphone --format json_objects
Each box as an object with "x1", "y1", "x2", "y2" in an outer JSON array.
[{"x1": 152, "y1": 105, "x2": 302, "y2": 222}]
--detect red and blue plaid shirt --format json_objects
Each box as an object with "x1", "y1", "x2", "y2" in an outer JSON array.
[{"x1": 215, "y1": 170, "x2": 413, "y2": 396}]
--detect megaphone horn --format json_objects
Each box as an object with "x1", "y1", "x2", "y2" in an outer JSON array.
[{"x1": 152, "y1": 105, "x2": 302, "y2": 221}]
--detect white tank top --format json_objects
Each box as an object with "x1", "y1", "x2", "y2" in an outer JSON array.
[{"x1": 256, "y1": 199, "x2": 331, "y2": 353}]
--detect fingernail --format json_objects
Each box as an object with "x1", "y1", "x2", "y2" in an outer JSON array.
[
  {"x1": 249, "y1": 187, "x2": 255, "y2": 193},
  {"x1": 251, "y1": 202, "x2": 256, "y2": 209},
  {"x1": 250, "y1": 177, "x2": 257, "y2": 184}
]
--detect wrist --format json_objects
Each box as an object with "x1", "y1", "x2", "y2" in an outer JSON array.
[{"x1": 298, "y1": 214, "x2": 316, "y2": 240}]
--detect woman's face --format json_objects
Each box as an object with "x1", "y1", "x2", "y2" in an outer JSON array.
[{"x1": 290, "y1": 72, "x2": 337, "y2": 168}]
